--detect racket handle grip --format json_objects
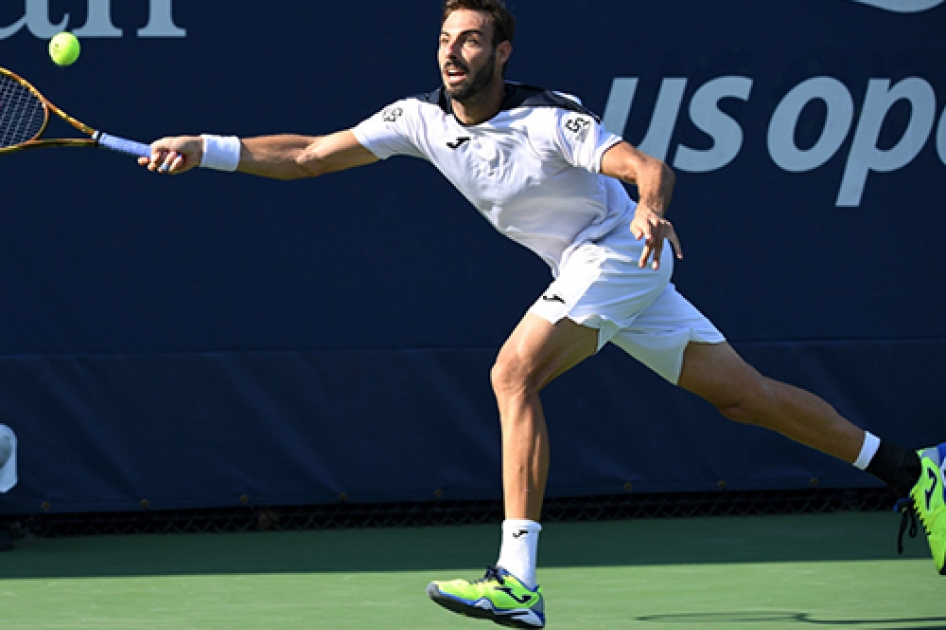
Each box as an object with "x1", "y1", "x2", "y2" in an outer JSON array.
[{"x1": 94, "y1": 132, "x2": 152, "y2": 159}]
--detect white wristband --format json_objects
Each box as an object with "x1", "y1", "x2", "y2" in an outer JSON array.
[{"x1": 199, "y1": 134, "x2": 241, "y2": 172}]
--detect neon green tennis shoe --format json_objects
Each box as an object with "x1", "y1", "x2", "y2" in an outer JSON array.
[
  {"x1": 898, "y1": 443, "x2": 946, "y2": 575},
  {"x1": 427, "y1": 566, "x2": 546, "y2": 628}
]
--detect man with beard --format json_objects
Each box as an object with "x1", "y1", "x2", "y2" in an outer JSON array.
[{"x1": 141, "y1": 0, "x2": 944, "y2": 627}]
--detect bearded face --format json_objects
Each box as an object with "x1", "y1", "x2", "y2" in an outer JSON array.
[{"x1": 439, "y1": 9, "x2": 507, "y2": 105}]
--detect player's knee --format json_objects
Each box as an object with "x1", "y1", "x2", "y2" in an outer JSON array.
[
  {"x1": 714, "y1": 385, "x2": 775, "y2": 427},
  {"x1": 717, "y1": 398, "x2": 761, "y2": 425},
  {"x1": 490, "y1": 351, "x2": 536, "y2": 401}
]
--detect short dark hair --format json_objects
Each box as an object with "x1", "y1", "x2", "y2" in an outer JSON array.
[{"x1": 441, "y1": 0, "x2": 516, "y2": 46}]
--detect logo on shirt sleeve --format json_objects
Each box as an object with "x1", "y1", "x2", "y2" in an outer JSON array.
[
  {"x1": 564, "y1": 115, "x2": 592, "y2": 142},
  {"x1": 382, "y1": 106, "x2": 404, "y2": 123}
]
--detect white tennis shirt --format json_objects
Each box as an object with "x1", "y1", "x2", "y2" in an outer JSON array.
[{"x1": 352, "y1": 83, "x2": 634, "y2": 276}]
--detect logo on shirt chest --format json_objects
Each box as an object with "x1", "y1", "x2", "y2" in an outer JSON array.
[{"x1": 446, "y1": 136, "x2": 471, "y2": 149}]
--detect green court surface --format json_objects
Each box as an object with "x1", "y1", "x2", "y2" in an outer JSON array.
[{"x1": 0, "y1": 511, "x2": 942, "y2": 629}]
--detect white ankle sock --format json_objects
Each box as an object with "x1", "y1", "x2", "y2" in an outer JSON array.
[
  {"x1": 496, "y1": 519, "x2": 542, "y2": 589},
  {"x1": 854, "y1": 431, "x2": 881, "y2": 470}
]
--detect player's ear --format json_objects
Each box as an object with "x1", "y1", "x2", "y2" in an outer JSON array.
[{"x1": 497, "y1": 40, "x2": 512, "y2": 66}]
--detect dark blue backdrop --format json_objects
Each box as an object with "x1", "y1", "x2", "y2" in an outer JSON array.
[{"x1": 0, "y1": 0, "x2": 943, "y2": 514}]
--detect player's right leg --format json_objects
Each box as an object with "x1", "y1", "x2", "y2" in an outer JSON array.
[{"x1": 427, "y1": 314, "x2": 596, "y2": 628}]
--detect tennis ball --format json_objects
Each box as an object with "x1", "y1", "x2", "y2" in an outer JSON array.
[{"x1": 49, "y1": 32, "x2": 81, "y2": 66}]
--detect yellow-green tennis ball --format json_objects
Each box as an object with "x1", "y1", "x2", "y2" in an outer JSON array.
[{"x1": 49, "y1": 32, "x2": 81, "y2": 66}]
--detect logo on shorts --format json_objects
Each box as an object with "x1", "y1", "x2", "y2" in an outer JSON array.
[{"x1": 541, "y1": 294, "x2": 566, "y2": 304}]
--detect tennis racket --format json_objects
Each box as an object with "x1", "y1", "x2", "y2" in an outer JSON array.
[{"x1": 0, "y1": 66, "x2": 150, "y2": 159}]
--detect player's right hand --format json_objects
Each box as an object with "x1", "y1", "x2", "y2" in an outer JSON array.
[
  {"x1": 631, "y1": 205, "x2": 682, "y2": 270},
  {"x1": 139, "y1": 135, "x2": 203, "y2": 174}
]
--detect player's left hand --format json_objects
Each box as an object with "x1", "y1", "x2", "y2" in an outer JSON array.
[
  {"x1": 630, "y1": 206, "x2": 682, "y2": 270},
  {"x1": 139, "y1": 135, "x2": 203, "y2": 174}
]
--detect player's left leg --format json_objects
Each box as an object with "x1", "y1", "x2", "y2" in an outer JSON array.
[
  {"x1": 427, "y1": 314, "x2": 597, "y2": 628},
  {"x1": 676, "y1": 341, "x2": 866, "y2": 464},
  {"x1": 677, "y1": 340, "x2": 943, "y2": 573}
]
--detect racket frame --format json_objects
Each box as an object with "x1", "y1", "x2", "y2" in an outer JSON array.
[{"x1": 0, "y1": 67, "x2": 150, "y2": 158}]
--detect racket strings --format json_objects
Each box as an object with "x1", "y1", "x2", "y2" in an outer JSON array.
[{"x1": 0, "y1": 74, "x2": 46, "y2": 149}]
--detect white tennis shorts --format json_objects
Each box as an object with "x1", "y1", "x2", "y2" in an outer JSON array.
[{"x1": 528, "y1": 224, "x2": 725, "y2": 383}]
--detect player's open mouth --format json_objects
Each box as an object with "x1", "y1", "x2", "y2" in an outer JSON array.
[{"x1": 444, "y1": 64, "x2": 468, "y2": 86}]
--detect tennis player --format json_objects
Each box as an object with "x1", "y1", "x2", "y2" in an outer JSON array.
[{"x1": 141, "y1": 0, "x2": 945, "y2": 626}]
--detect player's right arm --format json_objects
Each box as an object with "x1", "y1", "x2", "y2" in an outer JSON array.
[{"x1": 140, "y1": 129, "x2": 378, "y2": 179}]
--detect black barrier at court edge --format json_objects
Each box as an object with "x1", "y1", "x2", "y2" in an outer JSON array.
[
  {"x1": 0, "y1": 487, "x2": 901, "y2": 538},
  {"x1": 0, "y1": 1, "x2": 943, "y2": 517}
]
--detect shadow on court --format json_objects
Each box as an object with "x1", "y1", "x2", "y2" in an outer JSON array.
[
  {"x1": 635, "y1": 612, "x2": 946, "y2": 627},
  {"x1": 0, "y1": 511, "x2": 930, "y2": 580}
]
